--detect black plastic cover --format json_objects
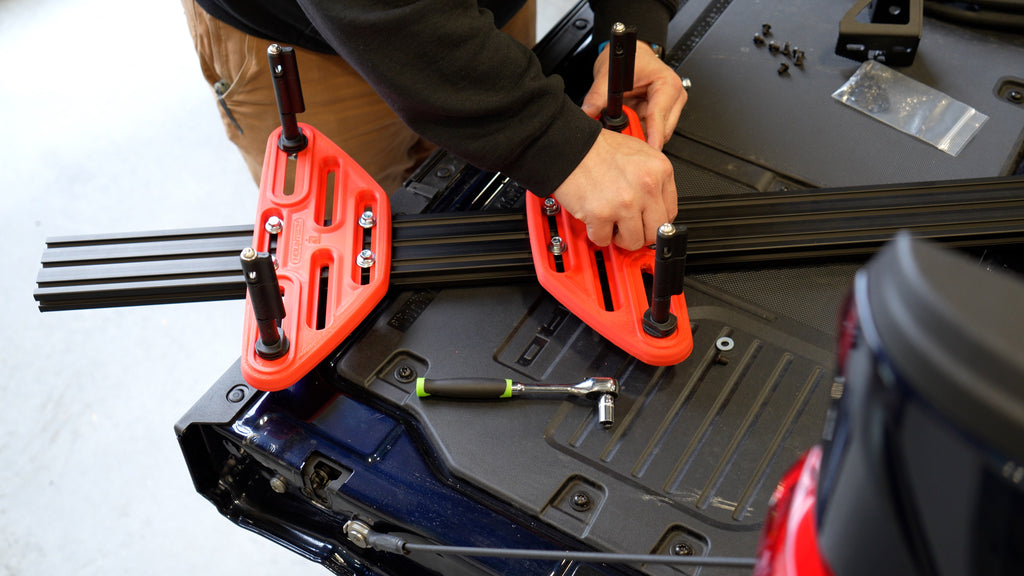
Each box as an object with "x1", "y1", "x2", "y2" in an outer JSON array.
[{"x1": 865, "y1": 232, "x2": 1024, "y2": 462}]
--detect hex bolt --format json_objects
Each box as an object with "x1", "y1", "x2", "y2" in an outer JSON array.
[
  {"x1": 358, "y1": 209, "x2": 376, "y2": 229},
  {"x1": 265, "y1": 216, "x2": 284, "y2": 235},
  {"x1": 768, "y1": 41, "x2": 780, "y2": 54},
  {"x1": 782, "y1": 42, "x2": 791, "y2": 57},
  {"x1": 543, "y1": 197, "x2": 561, "y2": 216},
  {"x1": 356, "y1": 249, "x2": 376, "y2": 268},
  {"x1": 269, "y1": 475, "x2": 288, "y2": 494},
  {"x1": 762, "y1": 23, "x2": 772, "y2": 36},
  {"x1": 681, "y1": 77, "x2": 692, "y2": 90},
  {"x1": 549, "y1": 236, "x2": 566, "y2": 256},
  {"x1": 794, "y1": 50, "x2": 806, "y2": 67},
  {"x1": 672, "y1": 543, "x2": 694, "y2": 556},
  {"x1": 570, "y1": 491, "x2": 592, "y2": 511},
  {"x1": 753, "y1": 33, "x2": 766, "y2": 46},
  {"x1": 778, "y1": 62, "x2": 790, "y2": 75}
]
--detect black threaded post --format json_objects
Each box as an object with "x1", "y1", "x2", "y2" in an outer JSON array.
[
  {"x1": 643, "y1": 223, "x2": 688, "y2": 337},
  {"x1": 240, "y1": 248, "x2": 289, "y2": 359},
  {"x1": 267, "y1": 44, "x2": 308, "y2": 153}
]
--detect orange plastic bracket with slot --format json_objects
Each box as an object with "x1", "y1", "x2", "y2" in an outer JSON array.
[
  {"x1": 241, "y1": 123, "x2": 390, "y2": 391},
  {"x1": 526, "y1": 107, "x2": 693, "y2": 366}
]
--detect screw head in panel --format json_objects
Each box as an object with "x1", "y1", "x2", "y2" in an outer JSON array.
[
  {"x1": 570, "y1": 491, "x2": 592, "y2": 511},
  {"x1": 358, "y1": 209, "x2": 376, "y2": 229},
  {"x1": 548, "y1": 236, "x2": 566, "y2": 255},
  {"x1": 672, "y1": 543, "x2": 694, "y2": 556}
]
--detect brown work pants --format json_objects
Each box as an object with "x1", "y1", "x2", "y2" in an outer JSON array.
[{"x1": 181, "y1": 0, "x2": 536, "y2": 194}]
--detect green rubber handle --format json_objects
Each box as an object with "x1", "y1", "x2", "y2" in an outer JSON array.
[{"x1": 416, "y1": 378, "x2": 513, "y2": 399}]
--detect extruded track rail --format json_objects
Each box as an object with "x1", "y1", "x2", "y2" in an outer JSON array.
[{"x1": 35, "y1": 175, "x2": 1024, "y2": 311}]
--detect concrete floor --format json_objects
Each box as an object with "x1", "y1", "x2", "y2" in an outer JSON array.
[{"x1": 0, "y1": 0, "x2": 575, "y2": 574}]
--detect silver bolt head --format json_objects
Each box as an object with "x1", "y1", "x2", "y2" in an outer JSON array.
[
  {"x1": 681, "y1": 77, "x2": 692, "y2": 90},
  {"x1": 658, "y1": 223, "x2": 676, "y2": 237},
  {"x1": 269, "y1": 475, "x2": 288, "y2": 494},
  {"x1": 357, "y1": 249, "x2": 376, "y2": 268},
  {"x1": 268, "y1": 43, "x2": 281, "y2": 55},
  {"x1": 548, "y1": 236, "x2": 566, "y2": 255},
  {"x1": 358, "y1": 210, "x2": 376, "y2": 229},
  {"x1": 265, "y1": 216, "x2": 284, "y2": 235},
  {"x1": 613, "y1": 22, "x2": 626, "y2": 33},
  {"x1": 240, "y1": 247, "x2": 256, "y2": 261},
  {"x1": 543, "y1": 197, "x2": 561, "y2": 216},
  {"x1": 343, "y1": 520, "x2": 371, "y2": 548}
]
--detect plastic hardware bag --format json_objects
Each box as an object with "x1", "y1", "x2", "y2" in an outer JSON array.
[{"x1": 832, "y1": 61, "x2": 988, "y2": 156}]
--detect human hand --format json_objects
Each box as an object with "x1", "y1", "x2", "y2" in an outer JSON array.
[
  {"x1": 581, "y1": 41, "x2": 687, "y2": 151},
  {"x1": 551, "y1": 128, "x2": 678, "y2": 251}
]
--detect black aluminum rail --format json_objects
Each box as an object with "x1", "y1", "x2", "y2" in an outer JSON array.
[{"x1": 35, "y1": 175, "x2": 1024, "y2": 311}]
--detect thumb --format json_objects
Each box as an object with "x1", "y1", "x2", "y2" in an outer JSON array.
[{"x1": 580, "y1": 83, "x2": 606, "y2": 119}]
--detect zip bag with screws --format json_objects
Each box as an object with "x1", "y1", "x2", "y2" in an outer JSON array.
[{"x1": 831, "y1": 60, "x2": 988, "y2": 156}]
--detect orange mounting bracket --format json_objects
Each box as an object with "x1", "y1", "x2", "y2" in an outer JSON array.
[
  {"x1": 241, "y1": 123, "x2": 391, "y2": 391},
  {"x1": 526, "y1": 107, "x2": 693, "y2": 366}
]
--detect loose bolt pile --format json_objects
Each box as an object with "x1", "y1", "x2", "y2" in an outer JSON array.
[{"x1": 753, "y1": 23, "x2": 806, "y2": 75}]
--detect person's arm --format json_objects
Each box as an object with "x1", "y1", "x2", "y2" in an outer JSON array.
[
  {"x1": 557, "y1": 0, "x2": 685, "y2": 249},
  {"x1": 298, "y1": 0, "x2": 684, "y2": 249},
  {"x1": 296, "y1": 0, "x2": 599, "y2": 197}
]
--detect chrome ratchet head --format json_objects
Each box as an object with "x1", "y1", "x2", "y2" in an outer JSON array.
[{"x1": 574, "y1": 377, "x2": 618, "y2": 428}]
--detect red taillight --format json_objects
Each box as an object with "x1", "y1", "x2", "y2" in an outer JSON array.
[{"x1": 754, "y1": 445, "x2": 833, "y2": 576}]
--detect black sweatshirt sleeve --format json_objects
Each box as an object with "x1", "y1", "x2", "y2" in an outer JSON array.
[{"x1": 295, "y1": 0, "x2": 677, "y2": 195}]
